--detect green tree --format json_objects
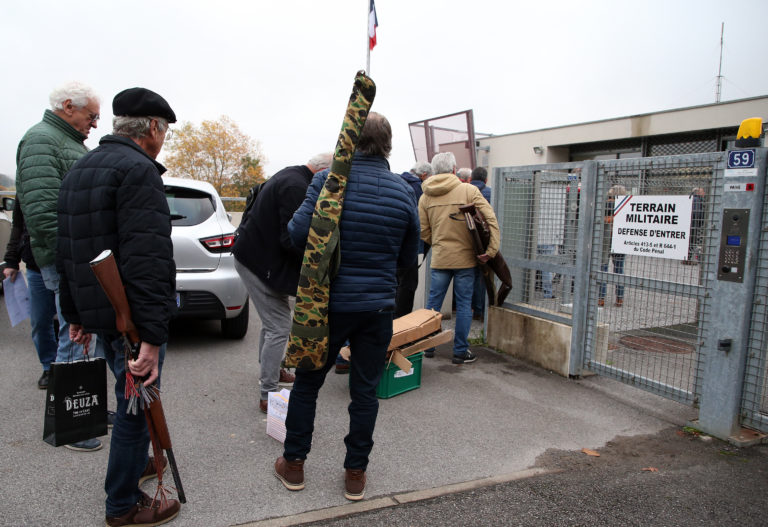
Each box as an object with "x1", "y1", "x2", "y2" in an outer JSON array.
[{"x1": 163, "y1": 116, "x2": 266, "y2": 197}]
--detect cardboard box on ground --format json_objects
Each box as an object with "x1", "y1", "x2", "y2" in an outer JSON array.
[{"x1": 340, "y1": 309, "x2": 453, "y2": 373}]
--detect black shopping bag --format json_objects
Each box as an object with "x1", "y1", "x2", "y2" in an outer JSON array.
[{"x1": 43, "y1": 357, "x2": 108, "y2": 447}]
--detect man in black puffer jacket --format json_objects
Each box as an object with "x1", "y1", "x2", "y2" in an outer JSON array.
[
  {"x1": 233, "y1": 152, "x2": 332, "y2": 414},
  {"x1": 57, "y1": 88, "x2": 181, "y2": 527}
]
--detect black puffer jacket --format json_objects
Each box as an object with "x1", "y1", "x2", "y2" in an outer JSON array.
[
  {"x1": 57, "y1": 135, "x2": 175, "y2": 345},
  {"x1": 233, "y1": 164, "x2": 313, "y2": 296}
]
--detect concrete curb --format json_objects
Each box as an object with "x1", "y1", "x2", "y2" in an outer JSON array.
[{"x1": 237, "y1": 467, "x2": 556, "y2": 527}]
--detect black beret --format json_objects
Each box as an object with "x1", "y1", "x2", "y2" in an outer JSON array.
[{"x1": 112, "y1": 87, "x2": 177, "y2": 123}]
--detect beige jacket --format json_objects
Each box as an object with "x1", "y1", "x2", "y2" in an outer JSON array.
[{"x1": 418, "y1": 173, "x2": 500, "y2": 269}]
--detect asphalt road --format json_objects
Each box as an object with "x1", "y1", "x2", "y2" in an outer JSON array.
[
  {"x1": 2, "y1": 295, "x2": 766, "y2": 527},
  {"x1": 288, "y1": 427, "x2": 768, "y2": 527}
]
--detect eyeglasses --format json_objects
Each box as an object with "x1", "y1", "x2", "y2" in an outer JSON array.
[
  {"x1": 165, "y1": 128, "x2": 174, "y2": 140},
  {"x1": 69, "y1": 102, "x2": 100, "y2": 124}
]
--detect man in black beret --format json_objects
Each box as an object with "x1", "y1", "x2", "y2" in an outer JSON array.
[
  {"x1": 57, "y1": 88, "x2": 181, "y2": 526},
  {"x1": 113, "y1": 87, "x2": 177, "y2": 124}
]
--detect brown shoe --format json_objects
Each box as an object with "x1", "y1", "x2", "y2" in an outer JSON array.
[
  {"x1": 259, "y1": 399, "x2": 268, "y2": 414},
  {"x1": 597, "y1": 298, "x2": 605, "y2": 307},
  {"x1": 139, "y1": 456, "x2": 168, "y2": 486},
  {"x1": 274, "y1": 456, "x2": 305, "y2": 491},
  {"x1": 106, "y1": 491, "x2": 180, "y2": 527},
  {"x1": 344, "y1": 468, "x2": 366, "y2": 501},
  {"x1": 614, "y1": 299, "x2": 623, "y2": 307},
  {"x1": 279, "y1": 368, "x2": 295, "y2": 386}
]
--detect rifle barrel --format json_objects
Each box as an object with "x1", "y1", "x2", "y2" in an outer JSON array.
[{"x1": 166, "y1": 448, "x2": 186, "y2": 503}]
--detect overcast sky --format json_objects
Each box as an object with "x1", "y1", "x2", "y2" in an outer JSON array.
[{"x1": 1, "y1": 0, "x2": 767, "y2": 182}]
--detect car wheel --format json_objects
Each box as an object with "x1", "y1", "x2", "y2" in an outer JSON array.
[{"x1": 221, "y1": 300, "x2": 249, "y2": 339}]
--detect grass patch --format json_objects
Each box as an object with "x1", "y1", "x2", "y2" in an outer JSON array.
[
  {"x1": 682, "y1": 426, "x2": 702, "y2": 437},
  {"x1": 468, "y1": 330, "x2": 486, "y2": 346}
]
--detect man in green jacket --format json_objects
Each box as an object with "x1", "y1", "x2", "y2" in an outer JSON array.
[{"x1": 16, "y1": 81, "x2": 102, "y2": 452}]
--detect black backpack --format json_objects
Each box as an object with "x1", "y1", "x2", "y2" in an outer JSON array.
[{"x1": 237, "y1": 181, "x2": 266, "y2": 233}]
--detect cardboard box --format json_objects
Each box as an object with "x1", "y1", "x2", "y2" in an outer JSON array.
[
  {"x1": 339, "y1": 309, "x2": 451, "y2": 374},
  {"x1": 389, "y1": 329, "x2": 453, "y2": 373},
  {"x1": 389, "y1": 309, "x2": 442, "y2": 351}
]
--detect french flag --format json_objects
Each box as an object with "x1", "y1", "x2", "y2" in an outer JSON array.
[{"x1": 368, "y1": 0, "x2": 378, "y2": 50}]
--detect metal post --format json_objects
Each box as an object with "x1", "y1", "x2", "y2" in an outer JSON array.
[
  {"x1": 696, "y1": 148, "x2": 767, "y2": 441},
  {"x1": 569, "y1": 161, "x2": 597, "y2": 375}
]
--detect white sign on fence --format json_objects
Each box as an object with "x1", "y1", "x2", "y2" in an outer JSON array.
[{"x1": 611, "y1": 195, "x2": 692, "y2": 260}]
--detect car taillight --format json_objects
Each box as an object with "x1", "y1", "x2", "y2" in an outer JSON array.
[{"x1": 200, "y1": 233, "x2": 236, "y2": 253}]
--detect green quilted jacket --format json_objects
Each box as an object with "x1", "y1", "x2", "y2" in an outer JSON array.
[{"x1": 16, "y1": 110, "x2": 87, "y2": 267}]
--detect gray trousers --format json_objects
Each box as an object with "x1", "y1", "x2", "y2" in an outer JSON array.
[{"x1": 235, "y1": 260, "x2": 293, "y2": 400}]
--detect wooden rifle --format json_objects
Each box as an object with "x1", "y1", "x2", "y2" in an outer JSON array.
[
  {"x1": 457, "y1": 203, "x2": 513, "y2": 306},
  {"x1": 90, "y1": 249, "x2": 186, "y2": 503}
]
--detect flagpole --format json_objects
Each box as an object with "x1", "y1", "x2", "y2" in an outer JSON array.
[{"x1": 365, "y1": 0, "x2": 371, "y2": 75}]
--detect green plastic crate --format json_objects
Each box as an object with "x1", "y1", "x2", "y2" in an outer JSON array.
[{"x1": 376, "y1": 352, "x2": 423, "y2": 399}]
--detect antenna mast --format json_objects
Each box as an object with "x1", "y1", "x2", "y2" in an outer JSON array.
[{"x1": 715, "y1": 22, "x2": 724, "y2": 103}]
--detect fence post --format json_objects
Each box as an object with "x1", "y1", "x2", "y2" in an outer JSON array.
[
  {"x1": 569, "y1": 161, "x2": 597, "y2": 376},
  {"x1": 696, "y1": 148, "x2": 767, "y2": 441}
]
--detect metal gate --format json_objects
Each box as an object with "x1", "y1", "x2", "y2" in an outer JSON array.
[
  {"x1": 495, "y1": 153, "x2": 722, "y2": 404},
  {"x1": 495, "y1": 150, "x2": 768, "y2": 437},
  {"x1": 582, "y1": 154, "x2": 722, "y2": 405}
]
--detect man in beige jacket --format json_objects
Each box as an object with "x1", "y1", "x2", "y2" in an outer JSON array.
[{"x1": 419, "y1": 152, "x2": 500, "y2": 364}]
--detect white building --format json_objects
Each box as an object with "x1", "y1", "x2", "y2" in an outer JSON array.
[{"x1": 477, "y1": 95, "x2": 768, "y2": 171}]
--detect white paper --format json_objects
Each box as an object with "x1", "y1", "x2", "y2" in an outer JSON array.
[
  {"x1": 4, "y1": 273, "x2": 30, "y2": 326},
  {"x1": 266, "y1": 389, "x2": 291, "y2": 443}
]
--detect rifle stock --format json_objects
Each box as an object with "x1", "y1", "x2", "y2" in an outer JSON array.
[
  {"x1": 90, "y1": 250, "x2": 140, "y2": 345},
  {"x1": 89, "y1": 249, "x2": 186, "y2": 503},
  {"x1": 457, "y1": 204, "x2": 513, "y2": 306},
  {"x1": 458, "y1": 205, "x2": 498, "y2": 304}
]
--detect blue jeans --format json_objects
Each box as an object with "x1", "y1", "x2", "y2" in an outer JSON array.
[
  {"x1": 39, "y1": 265, "x2": 80, "y2": 362},
  {"x1": 97, "y1": 334, "x2": 166, "y2": 517},
  {"x1": 599, "y1": 254, "x2": 625, "y2": 301},
  {"x1": 537, "y1": 244, "x2": 556, "y2": 298},
  {"x1": 426, "y1": 268, "x2": 475, "y2": 357},
  {"x1": 283, "y1": 310, "x2": 392, "y2": 470},
  {"x1": 27, "y1": 269, "x2": 57, "y2": 371}
]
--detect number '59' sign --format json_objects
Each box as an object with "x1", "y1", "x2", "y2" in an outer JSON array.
[{"x1": 728, "y1": 149, "x2": 755, "y2": 169}]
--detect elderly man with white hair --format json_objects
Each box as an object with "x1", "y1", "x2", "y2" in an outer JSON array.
[
  {"x1": 456, "y1": 167, "x2": 472, "y2": 183},
  {"x1": 419, "y1": 152, "x2": 500, "y2": 364},
  {"x1": 15, "y1": 81, "x2": 102, "y2": 452},
  {"x1": 233, "y1": 152, "x2": 333, "y2": 413}
]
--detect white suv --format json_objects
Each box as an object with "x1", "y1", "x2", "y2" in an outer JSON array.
[{"x1": 163, "y1": 177, "x2": 249, "y2": 339}]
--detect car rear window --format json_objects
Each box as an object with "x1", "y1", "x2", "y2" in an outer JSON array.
[{"x1": 165, "y1": 187, "x2": 215, "y2": 226}]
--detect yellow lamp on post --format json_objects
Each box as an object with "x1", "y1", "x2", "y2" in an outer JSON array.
[{"x1": 735, "y1": 117, "x2": 764, "y2": 147}]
